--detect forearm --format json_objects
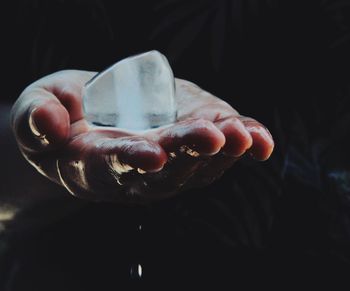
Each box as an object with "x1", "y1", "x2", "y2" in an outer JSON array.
[{"x1": 0, "y1": 103, "x2": 84, "y2": 234}]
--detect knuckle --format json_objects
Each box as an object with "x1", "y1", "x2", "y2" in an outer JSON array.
[{"x1": 192, "y1": 118, "x2": 213, "y2": 129}]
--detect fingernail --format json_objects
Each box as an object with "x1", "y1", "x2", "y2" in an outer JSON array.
[
  {"x1": 29, "y1": 110, "x2": 50, "y2": 145},
  {"x1": 29, "y1": 109, "x2": 41, "y2": 137}
]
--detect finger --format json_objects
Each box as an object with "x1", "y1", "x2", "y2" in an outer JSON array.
[
  {"x1": 147, "y1": 118, "x2": 226, "y2": 156},
  {"x1": 34, "y1": 70, "x2": 96, "y2": 123},
  {"x1": 11, "y1": 70, "x2": 96, "y2": 153},
  {"x1": 100, "y1": 137, "x2": 167, "y2": 173},
  {"x1": 69, "y1": 131, "x2": 168, "y2": 172},
  {"x1": 56, "y1": 132, "x2": 167, "y2": 201},
  {"x1": 238, "y1": 116, "x2": 274, "y2": 161},
  {"x1": 11, "y1": 88, "x2": 70, "y2": 152},
  {"x1": 214, "y1": 116, "x2": 253, "y2": 157}
]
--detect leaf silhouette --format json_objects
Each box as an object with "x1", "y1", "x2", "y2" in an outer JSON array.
[
  {"x1": 167, "y1": 10, "x2": 211, "y2": 61},
  {"x1": 211, "y1": 1, "x2": 227, "y2": 71},
  {"x1": 208, "y1": 197, "x2": 250, "y2": 245},
  {"x1": 247, "y1": 0, "x2": 260, "y2": 15},
  {"x1": 231, "y1": 0, "x2": 243, "y2": 33},
  {"x1": 153, "y1": 0, "x2": 188, "y2": 11},
  {"x1": 232, "y1": 182, "x2": 264, "y2": 248},
  {"x1": 150, "y1": 3, "x2": 206, "y2": 40}
]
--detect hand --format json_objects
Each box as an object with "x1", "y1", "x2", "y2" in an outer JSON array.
[{"x1": 11, "y1": 70, "x2": 274, "y2": 203}]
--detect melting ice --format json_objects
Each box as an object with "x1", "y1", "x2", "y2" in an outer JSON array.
[{"x1": 83, "y1": 50, "x2": 177, "y2": 130}]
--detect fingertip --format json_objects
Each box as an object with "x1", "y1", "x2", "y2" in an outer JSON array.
[
  {"x1": 136, "y1": 146, "x2": 167, "y2": 173},
  {"x1": 258, "y1": 138, "x2": 274, "y2": 161},
  {"x1": 117, "y1": 137, "x2": 167, "y2": 172},
  {"x1": 217, "y1": 117, "x2": 253, "y2": 157},
  {"x1": 152, "y1": 118, "x2": 227, "y2": 156},
  {"x1": 248, "y1": 128, "x2": 274, "y2": 161},
  {"x1": 238, "y1": 117, "x2": 274, "y2": 161},
  {"x1": 184, "y1": 119, "x2": 226, "y2": 155},
  {"x1": 30, "y1": 101, "x2": 70, "y2": 145}
]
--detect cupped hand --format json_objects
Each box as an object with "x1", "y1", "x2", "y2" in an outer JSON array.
[{"x1": 11, "y1": 70, "x2": 274, "y2": 203}]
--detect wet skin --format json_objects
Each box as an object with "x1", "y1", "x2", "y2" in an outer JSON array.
[{"x1": 11, "y1": 70, "x2": 274, "y2": 203}]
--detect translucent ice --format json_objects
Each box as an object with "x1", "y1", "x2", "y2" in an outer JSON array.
[{"x1": 83, "y1": 50, "x2": 177, "y2": 130}]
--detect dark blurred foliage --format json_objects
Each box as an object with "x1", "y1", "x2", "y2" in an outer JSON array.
[{"x1": 1, "y1": 0, "x2": 350, "y2": 289}]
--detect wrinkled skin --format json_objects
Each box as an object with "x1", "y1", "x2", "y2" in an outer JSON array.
[{"x1": 11, "y1": 70, "x2": 274, "y2": 203}]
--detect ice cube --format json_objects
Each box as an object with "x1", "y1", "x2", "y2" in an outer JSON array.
[{"x1": 83, "y1": 50, "x2": 177, "y2": 130}]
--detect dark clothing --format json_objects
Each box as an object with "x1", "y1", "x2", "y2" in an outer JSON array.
[{"x1": 1, "y1": 0, "x2": 350, "y2": 289}]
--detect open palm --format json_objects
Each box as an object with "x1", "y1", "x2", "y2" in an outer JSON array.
[{"x1": 11, "y1": 70, "x2": 273, "y2": 203}]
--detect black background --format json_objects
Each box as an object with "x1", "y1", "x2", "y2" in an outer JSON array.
[{"x1": 1, "y1": 0, "x2": 350, "y2": 289}]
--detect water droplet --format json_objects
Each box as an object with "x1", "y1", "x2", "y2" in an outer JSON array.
[
  {"x1": 138, "y1": 264, "x2": 142, "y2": 277},
  {"x1": 130, "y1": 263, "x2": 143, "y2": 279}
]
